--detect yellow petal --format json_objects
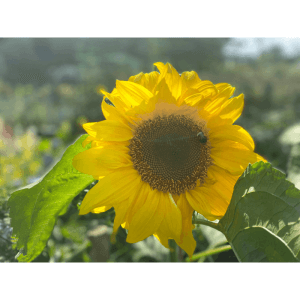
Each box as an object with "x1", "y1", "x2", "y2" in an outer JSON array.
[
  {"x1": 209, "y1": 124, "x2": 255, "y2": 151},
  {"x1": 91, "y1": 206, "x2": 112, "y2": 213},
  {"x1": 192, "y1": 185, "x2": 229, "y2": 220},
  {"x1": 128, "y1": 72, "x2": 143, "y2": 84},
  {"x1": 207, "y1": 94, "x2": 244, "y2": 127},
  {"x1": 72, "y1": 146, "x2": 132, "y2": 176},
  {"x1": 175, "y1": 193, "x2": 196, "y2": 256},
  {"x1": 192, "y1": 164, "x2": 240, "y2": 219},
  {"x1": 115, "y1": 181, "x2": 147, "y2": 232},
  {"x1": 176, "y1": 194, "x2": 194, "y2": 238},
  {"x1": 154, "y1": 62, "x2": 182, "y2": 100},
  {"x1": 124, "y1": 92, "x2": 160, "y2": 118},
  {"x1": 153, "y1": 193, "x2": 190, "y2": 252},
  {"x1": 79, "y1": 167, "x2": 140, "y2": 215},
  {"x1": 205, "y1": 85, "x2": 236, "y2": 113},
  {"x1": 180, "y1": 81, "x2": 218, "y2": 108},
  {"x1": 101, "y1": 89, "x2": 129, "y2": 113},
  {"x1": 113, "y1": 198, "x2": 135, "y2": 234},
  {"x1": 88, "y1": 139, "x2": 130, "y2": 148},
  {"x1": 206, "y1": 165, "x2": 239, "y2": 194},
  {"x1": 211, "y1": 141, "x2": 265, "y2": 175},
  {"x1": 181, "y1": 71, "x2": 202, "y2": 92},
  {"x1": 185, "y1": 189, "x2": 215, "y2": 221},
  {"x1": 126, "y1": 79, "x2": 176, "y2": 119},
  {"x1": 194, "y1": 80, "x2": 218, "y2": 98},
  {"x1": 153, "y1": 78, "x2": 177, "y2": 106},
  {"x1": 177, "y1": 230, "x2": 196, "y2": 257},
  {"x1": 215, "y1": 83, "x2": 233, "y2": 93},
  {"x1": 156, "y1": 194, "x2": 182, "y2": 241},
  {"x1": 180, "y1": 91, "x2": 204, "y2": 107},
  {"x1": 83, "y1": 120, "x2": 133, "y2": 141},
  {"x1": 82, "y1": 135, "x2": 94, "y2": 148},
  {"x1": 153, "y1": 62, "x2": 165, "y2": 73},
  {"x1": 205, "y1": 165, "x2": 239, "y2": 217},
  {"x1": 116, "y1": 80, "x2": 153, "y2": 107},
  {"x1": 126, "y1": 181, "x2": 152, "y2": 224},
  {"x1": 101, "y1": 99, "x2": 131, "y2": 125},
  {"x1": 144, "y1": 72, "x2": 160, "y2": 93},
  {"x1": 153, "y1": 232, "x2": 170, "y2": 249},
  {"x1": 126, "y1": 189, "x2": 165, "y2": 243},
  {"x1": 129, "y1": 71, "x2": 160, "y2": 94}
]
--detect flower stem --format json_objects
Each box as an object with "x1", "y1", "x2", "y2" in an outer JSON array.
[
  {"x1": 178, "y1": 246, "x2": 183, "y2": 262},
  {"x1": 169, "y1": 239, "x2": 178, "y2": 262},
  {"x1": 192, "y1": 219, "x2": 221, "y2": 231},
  {"x1": 186, "y1": 245, "x2": 232, "y2": 262}
]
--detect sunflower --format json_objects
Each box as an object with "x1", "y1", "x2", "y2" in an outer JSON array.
[{"x1": 72, "y1": 62, "x2": 266, "y2": 256}]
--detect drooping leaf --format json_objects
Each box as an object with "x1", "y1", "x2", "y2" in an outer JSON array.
[
  {"x1": 219, "y1": 161, "x2": 300, "y2": 262},
  {"x1": 8, "y1": 135, "x2": 94, "y2": 262}
]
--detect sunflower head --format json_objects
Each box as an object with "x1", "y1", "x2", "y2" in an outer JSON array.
[
  {"x1": 73, "y1": 62, "x2": 266, "y2": 257},
  {"x1": 128, "y1": 102, "x2": 214, "y2": 196}
]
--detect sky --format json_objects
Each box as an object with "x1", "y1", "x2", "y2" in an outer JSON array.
[{"x1": 223, "y1": 38, "x2": 300, "y2": 58}]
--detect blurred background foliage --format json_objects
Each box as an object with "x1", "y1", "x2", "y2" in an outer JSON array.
[{"x1": 1, "y1": 38, "x2": 300, "y2": 262}]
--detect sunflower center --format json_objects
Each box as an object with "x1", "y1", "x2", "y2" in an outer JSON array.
[{"x1": 128, "y1": 110, "x2": 213, "y2": 195}]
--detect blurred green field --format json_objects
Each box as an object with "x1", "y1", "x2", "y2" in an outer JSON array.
[{"x1": 1, "y1": 38, "x2": 300, "y2": 262}]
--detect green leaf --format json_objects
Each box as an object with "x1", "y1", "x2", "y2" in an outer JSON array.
[
  {"x1": 219, "y1": 161, "x2": 300, "y2": 262},
  {"x1": 8, "y1": 135, "x2": 94, "y2": 262}
]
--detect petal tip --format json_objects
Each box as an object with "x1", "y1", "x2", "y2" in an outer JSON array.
[{"x1": 78, "y1": 209, "x2": 88, "y2": 216}]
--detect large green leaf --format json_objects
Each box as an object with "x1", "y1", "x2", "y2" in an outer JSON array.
[
  {"x1": 219, "y1": 161, "x2": 300, "y2": 262},
  {"x1": 8, "y1": 135, "x2": 94, "y2": 262}
]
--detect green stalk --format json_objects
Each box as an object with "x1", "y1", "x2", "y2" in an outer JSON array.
[
  {"x1": 186, "y1": 245, "x2": 232, "y2": 262},
  {"x1": 169, "y1": 239, "x2": 178, "y2": 262},
  {"x1": 192, "y1": 219, "x2": 221, "y2": 231}
]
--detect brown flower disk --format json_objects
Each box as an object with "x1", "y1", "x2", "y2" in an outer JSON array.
[{"x1": 128, "y1": 112, "x2": 213, "y2": 195}]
